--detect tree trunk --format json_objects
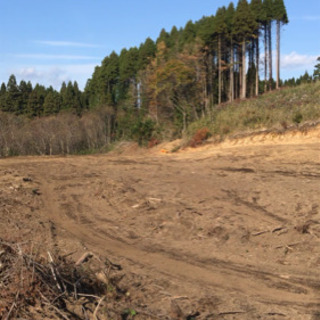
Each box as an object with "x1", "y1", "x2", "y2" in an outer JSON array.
[
  {"x1": 107, "y1": 114, "x2": 111, "y2": 144},
  {"x1": 229, "y1": 44, "x2": 234, "y2": 102},
  {"x1": 218, "y1": 36, "x2": 222, "y2": 105},
  {"x1": 204, "y1": 76, "x2": 209, "y2": 116},
  {"x1": 268, "y1": 22, "x2": 272, "y2": 91},
  {"x1": 203, "y1": 50, "x2": 211, "y2": 117},
  {"x1": 264, "y1": 24, "x2": 268, "y2": 93},
  {"x1": 241, "y1": 41, "x2": 246, "y2": 100},
  {"x1": 249, "y1": 41, "x2": 254, "y2": 98},
  {"x1": 255, "y1": 37, "x2": 259, "y2": 96},
  {"x1": 182, "y1": 110, "x2": 187, "y2": 134},
  {"x1": 238, "y1": 46, "x2": 242, "y2": 100},
  {"x1": 209, "y1": 52, "x2": 214, "y2": 106},
  {"x1": 276, "y1": 20, "x2": 280, "y2": 89},
  {"x1": 137, "y1": 81, "x2": 142, "y2": 108}
]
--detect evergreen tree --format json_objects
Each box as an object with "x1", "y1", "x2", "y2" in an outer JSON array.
[
  {"x1": 168, "y1": 26, "x2": 180, "y2": 53},
  {"x1": 60, "y1": 82, "x2": 68, "y2": 109},
  {"x1": 215, "y1": 6, "x2": 228, "y2": 104},
  {"x1": 61, "y1": 81, "x2": 76, "y2": 110},
  {"x1": 197, "y1": 15, "x2": 215, "y2": 46},
  {"x1": 84, "y1": 67, "x2": 101, "y2": 107},
  {"x1": 233, "y1": 0, "x2": 257, "y2": 99},
  {"x1": 27, "y1": 84, "x2": 46, "y2": 117},
  {"x1": 99, "y1": 51, "x2": 120, "y2": 106},
  {"x1": 6, "y1": 75, "x2": 21, "y2": 113},
  {"x1": 138, "y1": 38, "x2": 156, "y2": 70},
  {"x1": 179, "y1": 20, "x2": 196, "y2": 51},
  {"x1": 250, "y1": 0, "x2": 263, "y2": 96},
  {"x1": 156, "y1": 28, "x2": 170, "y2": 48},
  {"x1": 0, "y1": 83, "x2": 7, "y2": 111},
  {"x1": 262, "y1": 0, "x2": 274, "y2": 91},
  {"x1": 43, "y1": 90, "x2": 61, "y2": 115},
  {"x1": 72, "y1": 81, "x2": 83, "y2": 115},
  {"x1": 273, "y1": 0, "x2": 288, "y2": 89},
  {"x1": 313, "y1": 57, "x2": 320, "y2": 81},
  {"x1": 296, "y1": 71, "x2": 312, "y2": 85},
  {"x1": 197, "y1": 15, "x2": 216, "y2": 106},
  {"x1": 225, "y1": 3, "x2": 235, "y2": 102},
  {"x1": 82, "y1": 1, "x2": 289, "y2": 136},
  {"x1": 119, "y1": 48, "x2": 139, "y2": 86},
  {"x1": 18, "y1": 80, "x2": 32, "y2": 114}
]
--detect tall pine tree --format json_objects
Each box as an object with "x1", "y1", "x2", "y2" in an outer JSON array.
[
  {"x1": 233, "y1": 0, "x2": 257, "y2": 99},
  {"x1": 6, "y1": 75, "x2": 21, "y2": 113},
  {"x1": 43, "y1": 90, "x2": 61, "y2": 115},
  {"x1": 250, "y1": 0, "x2": 263, "y2": 96},
  {"x1": 262, "y1": 0, "x2": 274, "y2": 91},
  {"x1": 273, "y1": 0, "x2": 288, "y2": 89},
  {"x1": 215, "y1": 6, "x2": 228, "y2": 104},
  {"x1": 0, "y1": 83, "x2": 7, "y2": 111},
  {"x1": 225, "y1": 3, "x2": 235, "y2": 102}
]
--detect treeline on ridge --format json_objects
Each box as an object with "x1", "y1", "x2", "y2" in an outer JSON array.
[{"x1": 2, "y1": 0, "x2": 314, "y2": 157}]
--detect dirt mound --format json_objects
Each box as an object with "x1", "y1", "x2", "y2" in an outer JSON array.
[
  {"x1": 141, "y1": 121, "x2": 320, "y2": 157},
  {"x1": 222, "y1": 121, "x2": 320, "y2": 148}
]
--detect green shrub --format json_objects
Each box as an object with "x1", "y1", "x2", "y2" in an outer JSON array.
[
  {"x1": 132, "y1": 118, "x2": 156, "y2": 146},
  {"x1": 293, "y1": 112, "x2": 303, "y2": 124}
]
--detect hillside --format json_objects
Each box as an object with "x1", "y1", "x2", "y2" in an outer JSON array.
[
  {"x1": 1, "y1": 80, "x2": 319, "y2": 157},
  {"x1": 187, "y1": 81, "x2": 320, "y2": 139}
]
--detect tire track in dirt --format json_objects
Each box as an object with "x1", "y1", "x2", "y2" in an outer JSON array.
[
  {"x1": 36, "y1": 171, "x2": 319, "y2": 312},
  {"x1": 223, "y1": 189, "x2": 289, "y2": 224},
  {"x1": 5, "y1": 143, "x2": 320, "y2": 318}
]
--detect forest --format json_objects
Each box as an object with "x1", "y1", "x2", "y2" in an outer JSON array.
[{"x1": 0, "y1": 0, "x2": 319, "y2": 156}]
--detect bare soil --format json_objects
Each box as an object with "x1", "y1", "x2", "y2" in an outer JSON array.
[{"x1": 1, "y1": 128, "x2": 320, "y2": 319}]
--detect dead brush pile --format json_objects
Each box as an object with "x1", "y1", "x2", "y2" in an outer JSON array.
[
  {"x1": 188, "y1": 128, "x2": 211, "y2": 148},
  {"x1": 0, "y1": 238, "x2": 127, "y2": 320}
]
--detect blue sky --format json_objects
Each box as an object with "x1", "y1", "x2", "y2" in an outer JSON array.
[{"x1": 0, "y1": 0, "x2": 319, "y2": 90}]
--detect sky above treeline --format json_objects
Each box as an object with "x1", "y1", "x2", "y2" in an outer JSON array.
[{"x1": 0, "y1": 0, "x2": 319, "y2": 90}]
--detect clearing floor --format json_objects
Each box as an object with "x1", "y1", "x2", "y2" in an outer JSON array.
[{"x1": 1, "y1": 132, "x2": 320, "y2": 319}]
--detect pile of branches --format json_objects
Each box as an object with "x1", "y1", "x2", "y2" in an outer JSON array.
[{"x1": 0, "y1": 238, "x2": 124, "y2": 320}]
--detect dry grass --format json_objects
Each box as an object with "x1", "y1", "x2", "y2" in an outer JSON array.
[{"x1": 187, "y1": 82, "x2": 320, "y2": 140}]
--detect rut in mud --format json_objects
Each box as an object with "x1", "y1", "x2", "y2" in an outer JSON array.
[{"x1": 1, "y1": 139, "x2": 320, "y2": 319}]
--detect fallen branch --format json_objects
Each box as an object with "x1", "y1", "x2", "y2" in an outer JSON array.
[
  {"x1": 93, "y1": 296, "x2": 106, "y2": 320},
  {"x1": 47, "y1": 251, "x2": 64, "y2": 292},
  {"x1": 272, "y1": 226, "x2": 286, "y2": 233},
  {"x1": 75, "y1": 252, "x2": 94, "y2": 266},
  {"x1": 266, "y1": 312, "x2": 286, "y2": 317},
  {"x1": 275, "y1": 242, "x2": 301, "y2": 249},
  {"x1": 252, "y1": 230, "x2": 269, "y2": 237},
  {"x1": 5, "y1": 291, "x2": 19, "y2": 320},
  {"x1": 218, "y1": 311, "x2": 247, "y2": 315}
]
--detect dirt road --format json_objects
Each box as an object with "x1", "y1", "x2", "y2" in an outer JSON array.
[{"x1": 1, "y1": 138, "x2": 320, "y2": 319}]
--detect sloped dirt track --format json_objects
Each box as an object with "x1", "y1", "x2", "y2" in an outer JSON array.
[{"x1": 1, "y1": 137, "x2": 320, "y2": 319}]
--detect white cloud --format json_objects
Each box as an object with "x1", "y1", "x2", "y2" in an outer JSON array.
[
  {"x1": 35, "y1": 40, "x2": 103, "y2": 48},
  {"x1": 281, "y1": 52, "x2": 318, "y2": 69},
  {"x1": 15, "y1": 54, "x2": 100, "y2": 61},
  {"x1": 12, "y1": 64, "x2": 97, "y2": 90}
]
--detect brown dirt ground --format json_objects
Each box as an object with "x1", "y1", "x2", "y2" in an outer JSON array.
[{"x1": 1, "y1": 126, "x2": 320, "y2": 319}]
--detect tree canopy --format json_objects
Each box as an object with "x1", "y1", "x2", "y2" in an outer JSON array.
[{"x1": 0, "y1": 0, "x2": 293, "y2": 140}]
